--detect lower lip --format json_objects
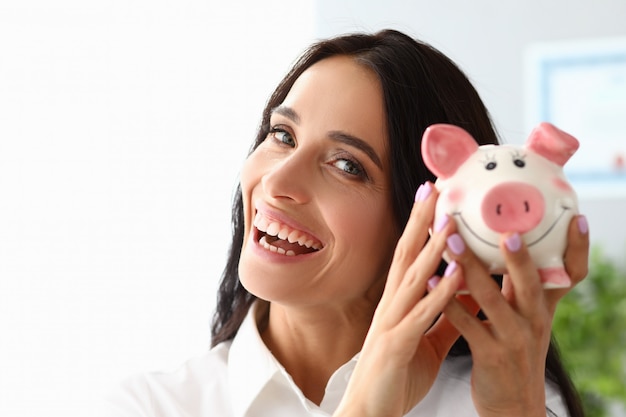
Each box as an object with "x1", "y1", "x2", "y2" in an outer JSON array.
[{"x1": 248, "y1": 230, "x2": 322, "y2": 263}]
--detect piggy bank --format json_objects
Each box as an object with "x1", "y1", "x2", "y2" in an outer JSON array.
[{"x1": 421, "y1": 122, "x2": 579, "y2": 289}]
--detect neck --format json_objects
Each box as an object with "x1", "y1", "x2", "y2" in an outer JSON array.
[{"x1": 260, "y1": 300, "x2": 375, "y2": 405}]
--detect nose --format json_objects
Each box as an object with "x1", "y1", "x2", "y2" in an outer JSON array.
[
  {"x1": 261, "y1": 153, "x2": 311, "y2": 204},
  {"x1": 481, "y1": 182, "x2": 545, "y2": 233}
]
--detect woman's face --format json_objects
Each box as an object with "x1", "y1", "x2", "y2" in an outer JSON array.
[{"x1": 238, "y1": 55, "x2": 400, "y2": 308}]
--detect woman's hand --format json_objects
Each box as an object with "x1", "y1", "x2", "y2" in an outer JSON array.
[
  {"x1": 441, "y1": 215, "x2": 590, "y2": 417},
  {"x1": 334, "y1": 182, "x2": 469, "y2": 417}
]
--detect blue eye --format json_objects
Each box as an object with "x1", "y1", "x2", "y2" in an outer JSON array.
[
  {"x1": 269, "y1": 127, "x2": 295, "y2": 147},
  {"x1": 335, "y1": 159, "x2": 363, "y2": 175},
  {"x1": 485, "y1": 161, "x2": 497, "y2": 170},
  {"x1": 333, "y1": 158, "x2": 367, "y2": 179}
]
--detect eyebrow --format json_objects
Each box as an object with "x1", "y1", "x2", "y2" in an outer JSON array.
[
  {"x1": 272, "y1": 105, "x2": 301, "y2": 124},
  {"x1": 328, "y1": 131, "x2": 383, "y2": 169},
  {"x1": 271, "y1": 105, "x2": 383, "y2": 169}
]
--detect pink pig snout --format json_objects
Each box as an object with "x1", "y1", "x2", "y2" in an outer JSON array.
[{"x1": 481, "y1": 182, "x2": 545, "y2": 233}]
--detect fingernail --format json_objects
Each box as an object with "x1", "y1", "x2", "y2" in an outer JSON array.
[
  {"x1": 447, "y1": 233, "x2": 465, "y2": 255},
  {"x1": 505, "y1": 233, "x2": 522, "y2": 252},
  {"x1": 415, "y1": 182, "x2": 432, "y2": 202},
  {"x1": 427, "y1": 275, "x2": 441, "y2": 290},
  {"x1": 577, "y1": 215, "x2": 589, "y2": 235},
  {"x1": 444, "y1": 260, "x2": 458, "y2": 277},
  {"x1": 434, "y1": 214, "x2": 449, "y2": 233}
]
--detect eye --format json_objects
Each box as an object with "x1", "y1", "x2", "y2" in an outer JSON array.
[
  {"x1": 511, "y1": 152, "x2": 526, "y2": 168},
  {"x1": 332, "y1": 157, "x2": 368, "y2": 180},
  {"x1": 485, "y1": 161, "x2": 497, "y2": 170},
  {"x1": 268, "y1": 127, "x2": 295, "y2": 147}
]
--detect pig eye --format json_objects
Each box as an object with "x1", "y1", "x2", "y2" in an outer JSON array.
[
  {"x1": 485, "y1": 161, "x2": 497, "y2": 170},
  {"x1": 511, "y1": 151, "x2": 526, "y2": 168}
]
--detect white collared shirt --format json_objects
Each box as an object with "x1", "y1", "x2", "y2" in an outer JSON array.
[{"x1": 104, "y1": 302, "x2": 569, "y2": 417}]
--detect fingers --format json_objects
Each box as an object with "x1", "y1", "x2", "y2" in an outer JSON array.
[
  {"x1": 383, "y1": 182, "x2": 437, "y2": 294},
  {"x1": 443, "y1": 214, "x2": 591, "y2": 343},
  {"x1": 498, "y1": 232, "x2": 546, "y2": 320},
  {"x1": 425, "y1": 287, "x2": 480, "y2": 360},
  {"x1": 390, "y1": 259, "x2": 464, "y2": 358},
  {"x1": 379, "y1": 209, "x2": 457, "y2": 328},
  {"x1": 545, "y1": 214, "x2": 590, "y2": 308},
  {"x1": 376, "y1": 181, "x2": 465, "y2": 343},
  {"x1": 441, "y1": 294, "x2": 491, "y2": 346},
  {"x1": 443, "y1": 232, "x2": 516, "y2": 332}
]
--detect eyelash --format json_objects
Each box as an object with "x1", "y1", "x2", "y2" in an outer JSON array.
[
  {"x1": 268, "y1": 126, "x2": 295, "y2": 147},
  {"x1": 267, "y1": 125, "x2": 369, "y2": 181}
]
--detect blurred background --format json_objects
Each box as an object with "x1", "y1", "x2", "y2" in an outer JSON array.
[{"x1": 0, "y1": 1, "x2": 624, "y2": 416}]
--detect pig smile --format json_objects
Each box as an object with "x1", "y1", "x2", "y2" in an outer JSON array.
[{"x1": 454, "y1": 205, "x2": 572, "y2": 249}]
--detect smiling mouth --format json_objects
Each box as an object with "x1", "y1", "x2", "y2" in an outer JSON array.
[
  {"x1": 455, "y1": 206, "x2": 571, "y2": 249},
  {"x1": 254, "y1": 211, "x2": 323, "y2": 256}
]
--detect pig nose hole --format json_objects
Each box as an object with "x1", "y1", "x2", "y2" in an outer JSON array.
[{"x1": 497, "y1": 201, "x2": 530, "y2": 216}]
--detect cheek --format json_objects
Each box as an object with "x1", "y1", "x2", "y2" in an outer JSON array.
[
  {"x1": 331, "y1": 195, "x2": 396, "y2": 252},
  {"x1": 444, "y1": 186, "x2": 465, "y2": 207},
  {"x1": 240, "y1": 151, "x2": 264, "y2": 193},
  {"x1": 552, "y1": 177, "x2": 573, "y2": 192}
]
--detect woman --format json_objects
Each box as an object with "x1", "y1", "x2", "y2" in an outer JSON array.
[{"x1": 107, "y1": 29, "x2": 589, "y2": 416}]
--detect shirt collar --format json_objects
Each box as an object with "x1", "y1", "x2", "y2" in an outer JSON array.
[
  {"x1": 227, "y1": 301, "x2": 361, "y2": 416},
  {"x1": 228, "y1": 301, "x2": 279, "y2": 417}
]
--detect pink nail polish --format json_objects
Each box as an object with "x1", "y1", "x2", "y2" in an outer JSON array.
[
  {"x1": 434, "y1": 214, "x2": 449, "y2": 233},
  {"x1": 447, "y1": 234, "x2": 465, "y2": 255},
  {"x1": 414, "y1": 184, "x2": 424, "y2": 202},
  {"x1": 577, "y1": 215, "x2": 589, "y2": 234},
  {"x1": 427, "y1": 276, "x2": 441, "y2": 290},
  {"x1": 415, "y1": 182, "x2": 432, "y2": 202},
  {"x1": 505, "y1": 233, "x2": 522, "y2": 252},
  {"x1": 444, "y1": 260, "x2": 457, "y2": 277}
]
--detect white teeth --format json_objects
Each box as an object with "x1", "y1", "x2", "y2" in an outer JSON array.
[
  {"x1": 266, "y1": 222, "x2": 281, "y2": 237},
  {"x1": 253, "y1": 211, "x2": 322, "y2": 254},
  {"x1": 287, "y1": 230, "x2": 300, "y2": 243},
  {"x1": 254, "y1": 212, "x2": 267, "y2": 231},
  {"x1": 259, "y1": 236, "x2": 296, "y2": 256},
  {"x1": 277, "y1": 226, "x2": 290, "y2": 240}
]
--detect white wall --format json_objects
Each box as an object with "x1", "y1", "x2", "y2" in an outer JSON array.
[
  {"x1": 314, "y1": 0, "x2": 626, "y2": 261},
  {"x1": 0, "y1": 1, "x2": 314, "y2": 416}
]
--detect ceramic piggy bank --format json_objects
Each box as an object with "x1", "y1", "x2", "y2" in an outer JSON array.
[{"x1": 421, "y1": 122, "x2": 579, "y2": 289}]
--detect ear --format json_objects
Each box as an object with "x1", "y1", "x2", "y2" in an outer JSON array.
[
  {"x1": 525, "y1": 122, "x2": 579, "y2": 166},
  {"x1": 421, "y1": 124, "x2": 479, "y2": 179}
]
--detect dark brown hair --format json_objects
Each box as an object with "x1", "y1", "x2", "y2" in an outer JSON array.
[{"x1": 210, "y1": 29, "x2": 583, "y2": 416}]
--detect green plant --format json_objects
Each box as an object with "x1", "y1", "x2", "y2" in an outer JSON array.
[{"x1": 552, "y1": 246, "x2": 626, "y2": 417}]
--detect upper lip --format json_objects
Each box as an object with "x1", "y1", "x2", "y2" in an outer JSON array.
[{"x1": 253, "y1": 200, "x2": 325, "y2": 250}]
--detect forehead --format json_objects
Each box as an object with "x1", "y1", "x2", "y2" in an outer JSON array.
[{"x1": 280, "y1": 56, "x2": 389, "y2": 160}]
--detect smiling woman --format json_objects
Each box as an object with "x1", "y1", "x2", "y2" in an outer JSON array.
[
  {"x1": 104, "y1": 29, "x2": 590, "y2": 417},
  {"x1": 238, "y1": 56, "x2": 398, "y2": 311}
]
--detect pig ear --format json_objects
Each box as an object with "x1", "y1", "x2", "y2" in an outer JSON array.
[
  {"x1": 421, "y1": 124, "x2": 479, "y2": 179},
  {"x1": 526, "y1": 122, "x2": 579, "y2": 166}
]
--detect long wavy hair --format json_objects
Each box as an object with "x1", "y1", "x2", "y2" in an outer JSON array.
[{"x1": 210, "y1": 29, "x2": 583, "y2": 417}]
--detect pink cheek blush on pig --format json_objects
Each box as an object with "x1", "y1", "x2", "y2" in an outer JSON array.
[{"x1": 421, "y1": 122, "x2": 580, "y2": 292}]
